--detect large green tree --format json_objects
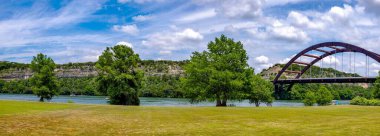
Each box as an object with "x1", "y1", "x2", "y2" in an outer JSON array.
[
  {"x1": 30, "y1": 53, "x2": 58, "y2": 102},
  {"x1": 96, "y1": 45, "x2": 143, "y2": 105},
  {"x1": 181, "y1": 35, "x2": 252, "y2": 106},
  {"x1": 247, "y1": 75, "x2": 274, "y2": 107}
]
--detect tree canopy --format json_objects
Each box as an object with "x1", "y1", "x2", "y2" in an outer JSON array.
[
  {"x1": 181, "y1": 35, "x2": 253, "y2": 106},
  {"x1": 96, "y1": 45, "x2": 143, "y2": 105},
  {"x1": 247, "y1": 74, "x2": 274, "y2": 107},
  {"x1": 30, "y1": 53, "x2": 58, "y2": 102}
]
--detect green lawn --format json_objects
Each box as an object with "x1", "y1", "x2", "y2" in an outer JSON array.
[{"x1": 0, "y1": 100, "x2": 379, "y2": 135}]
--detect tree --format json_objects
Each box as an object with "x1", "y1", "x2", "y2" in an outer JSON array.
[
  {"x1": 30, "y1": 53, "x2": 58, "y2": 102},
  {"x1": 248, "y1": 75, "x2": 274, "y2": 107},
  {"x1": 315, "y1": 86, "x2": 333, "y2": 106},
  {"x1": 96, "y1": 45, "x2": 143, "y2": 105},
  {"x1": 372, "y1": 72, "x2": 380, "y2": 99},
  {"x1": 181, "y1": 35, "x2": 252, "y2": 106},
  {"x1": 303, "y1": 91, "x2": 316, "y2": 106}
]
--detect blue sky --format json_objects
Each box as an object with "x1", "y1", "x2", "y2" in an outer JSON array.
[{"x1": 1, "y1": 0, "x2": 380, "y2": 75}]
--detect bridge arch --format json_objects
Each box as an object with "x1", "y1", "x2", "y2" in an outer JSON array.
[{"x1": 273, "y1": 42, "x2": 380, "y2": 84}]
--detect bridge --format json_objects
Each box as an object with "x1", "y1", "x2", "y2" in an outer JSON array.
[{"x1": 272, "y1": 42, "x2": 380, "y2": 93}]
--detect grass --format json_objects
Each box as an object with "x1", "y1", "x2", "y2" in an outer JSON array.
[{"x1": 0, "y1": 100, "x2": 379, "y2": 135}]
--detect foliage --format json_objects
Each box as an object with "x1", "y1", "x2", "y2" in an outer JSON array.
[
  {"x1": 315, "y1": 86, "x2": 333, "y2": 106},
  {"x1": 141, "y1": 75, "x2": 184, "y2": 98},
  {"x1": 181, "y1": 35, "x2": 252, "y2": 106},
  {"x1": 350, "y1": 96, "x2": 380, "y2": 106},
  {"x1": 287, "y1": 83, "x2": 370, "y2": 100},
  {"x1": 247, "y1": 75, "x2": 274, "y2": 107},
  {"x1": 303, "y1": 91, "x2": 316, "y2": 106},
  {"x1": 58, "y1": 77, "x2": 99, "y2": 95},
  {"x1": 0, "y1": 80, "x2": 32, "y2": 94},
  {"x1": 0, "y1": 61, "x2": 29, "y2": 71},
  {"x1": 372, "y1": 72, "x2": 380, "y2": 99},
  {"x1": 30, "y1": 53, "x2": 59, "y2": 102},
  {"x1": 96, "y1": 45, "x2": 143, "y2": 105}
]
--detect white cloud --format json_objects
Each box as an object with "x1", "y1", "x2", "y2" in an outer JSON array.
[
  {"x1": 255, "y1": 55, "x2": 269, "y2": 64},
  {"x1": 269, "y1": 20, "x2": 310, "y2": 43},
  {"x1": 142, "y1": 28, "x2": 203, "y2": 52},
  {"x1": 193, "y1": 0, "x2": 263, "y2": 19},
  {"x1": 116, "y1": 41, "x2": 133, "y2": 48},
  {"x1": 112, "y1": 24, "x2": 139, "y2": 35},
  {"x1": 132, "y1": 14, "x2": 153, "y2": 22},
  {"x1": 177, "y1": 9, "x2": 216, "y2": 22},
  {"x1": 287, "y1": 11, "x2": 324, "y2": 29}
]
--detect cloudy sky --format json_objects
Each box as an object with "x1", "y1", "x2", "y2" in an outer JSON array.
[{"x1": 1, "y1": 0, "x2": 380, "y2": 75}]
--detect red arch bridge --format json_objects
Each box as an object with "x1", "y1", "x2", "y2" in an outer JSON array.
[{"x1": 272, "y1": 42, "x2": 380, "y2": 93}]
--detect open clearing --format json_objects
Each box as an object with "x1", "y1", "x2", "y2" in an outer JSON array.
[{"x1": 0, "y1": 100, "x2": 379, "y2": 136}]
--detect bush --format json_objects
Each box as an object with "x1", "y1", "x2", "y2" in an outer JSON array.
[
  {"x1": 316, "y1": 86, "x2": 333, "y2": 106},
  {"x1": 350, "y1": 96, "x2": 380, "y2": 106},
  {"x1": 303, "y1": 91, "x2": 316, "y2": 106}
]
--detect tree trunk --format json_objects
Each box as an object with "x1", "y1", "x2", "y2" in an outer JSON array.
[
  {"x1": 216, "y1": 99, "x2": 222, "y2": 106},
  {"x1": 39, "y1": 97, "x2": 44, "y2": 102},
  {"x1": 221, "y1": 99, "x2": 227, "y2": 106},
  {"x1": 255, "y1": 101, "x2": 260, "y2": 107}
]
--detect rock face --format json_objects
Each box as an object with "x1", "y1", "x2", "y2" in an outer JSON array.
[{"x1": 0, "y1": 61, "x2": 185, "y2": 81}]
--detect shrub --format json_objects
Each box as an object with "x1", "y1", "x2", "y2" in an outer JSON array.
[
  {"x1": 316, "y1": 86, "x2": 333, "y2": 106},
  {"x1": 303, "y1": 91, "x2": 316, "y2": 106},
  {"x1": 350, "y1": 96, "x2": 380, "y2": 106}
]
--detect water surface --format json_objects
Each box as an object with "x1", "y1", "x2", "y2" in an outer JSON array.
[{"x1": 0, "y1": 94, "x2": 349, "y2": 107}]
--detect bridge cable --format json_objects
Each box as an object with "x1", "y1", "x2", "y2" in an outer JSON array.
[
  {"x1": 335, "y1": 50, "x2": 337, "y2": 78},
  {"x1": 342, "y1": 52, "x2": 344, "y2": 78},
  {"x1": 349, "y1": 51, "x2": 352, "y2": 86},
  {"x1": 354, "y1": 52, "x2": 356, "y2": 76}
]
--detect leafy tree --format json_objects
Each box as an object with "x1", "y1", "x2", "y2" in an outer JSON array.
[
  {"x1": 30, "y1": 53, "x2": 58, "y2": 102},
  {"x1": 181, "y1": 35, "x2": 252, "y2": 106},
  {"x1": 315, "y1": 86, "x2": 333, "y2": 106},
  {"x1": 372, "y1": 72, "x2": 380, "y2": 99},
  {"x1": 96, "y1": 45, "x2": 143, "y2": 105},
  {"x1": 248, "y1": 75, "x2": 274, "y2": 107},
  {"x1": 303, "y1": 91, "x2": 316, "y2": 106}
]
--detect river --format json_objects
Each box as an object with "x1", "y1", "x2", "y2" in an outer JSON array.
[{"x1": 0, "y1": 94, "x2": 350, "y2": 107}]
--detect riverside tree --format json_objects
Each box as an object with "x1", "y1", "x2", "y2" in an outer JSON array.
[
  {"x1": 248, "y1": 75, "x2": 274, "y2": 107},
  {"x1": 316, "y1": 86, "x2": 333, "y2": 106},
  {"x1": 372, "y1": 72, "x2": 380, "y2": 99},
  {"x1": 30, "y1": 53, "x2": 58, "y2": 102},
  {"x1": 96, "y1": 45, "x2": 143, "y2": 105},
  {"x1": 181, "y1": 35, "x2": 252, "y2": 106}
]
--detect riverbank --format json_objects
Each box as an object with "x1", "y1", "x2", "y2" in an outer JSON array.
[{"x1": 1, "y1": 100, "x2": 379, "y2": 135}]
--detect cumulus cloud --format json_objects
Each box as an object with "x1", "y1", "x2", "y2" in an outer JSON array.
[
  {"x1": 269, "y1": 20, "x2": 310, "y2": 43},
  {"x1": 116, "y1": 41, "x2": 133, "y2": 48},
  {"x1": 255, "y1": 55, "x2": 269, "y2": 64},
  {"x1": 112, "y1": 24, "x2": 139, "y2": 35},
  {"x1": 287, "y1": 11, "x2": 324, "y2": 30},
  {"x1": 142, "y1": 28, "x2": 203, "y2": 54}
]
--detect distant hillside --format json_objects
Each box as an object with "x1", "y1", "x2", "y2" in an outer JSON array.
[
  {"x1": 0, "y1": 60, "x2": 188, "y2": 80},
  {"x1": 260, "y1": 63, "x2": 360, "y2": 80}
]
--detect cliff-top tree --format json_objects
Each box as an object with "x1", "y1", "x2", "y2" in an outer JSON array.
[
  {"x1": 30, "y1": 53, "x2": 58, "y2": 102},
  {"x1": 181, "y1": 35, "x2": 252, "y2": 106},
  {"x1": 96, "y1": 45, "x2": 143, "y2": 105}
]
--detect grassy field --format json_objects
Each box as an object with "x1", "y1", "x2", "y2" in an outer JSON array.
[{"x1": 0, "y1": 100, "x2": 379, "y2": 135}]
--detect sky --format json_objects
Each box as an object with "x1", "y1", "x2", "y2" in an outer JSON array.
[{"x1": 1, "y1": 0, "x2": 380, "y2": 75}]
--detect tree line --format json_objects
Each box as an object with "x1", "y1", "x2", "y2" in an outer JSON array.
[{"x1": 1, "y1": 35, "x2": 379, "y2": 106}]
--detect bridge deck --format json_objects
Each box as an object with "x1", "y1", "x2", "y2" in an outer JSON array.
[{"x1": 274, "y1": 77, "x2": 377, "y2": 84}]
